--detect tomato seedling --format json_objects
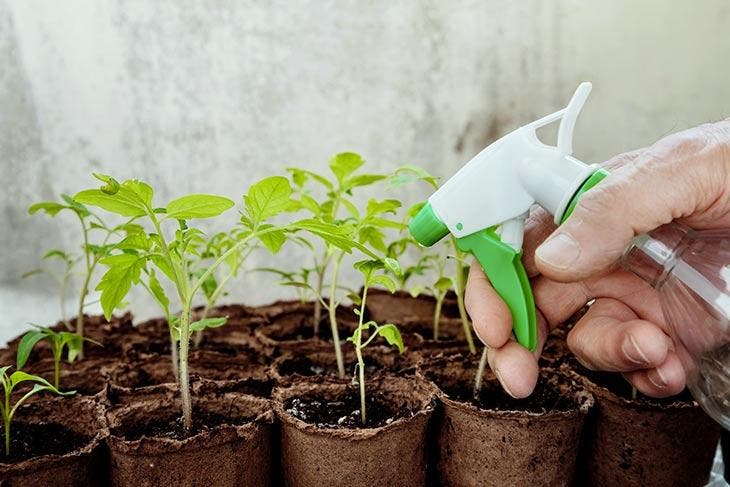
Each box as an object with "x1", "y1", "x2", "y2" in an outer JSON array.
[
  {"x1": 0, "y1": 366, "x2": 73, "y2": 457},
  {"x1": 16, "y1": 326, "x2": 99, "y2": 389},
  {"x1": 348, "y1": 259, "x2": 404, "y2": 424},
  {"x1": 76, "y1": 173, "x2": 357, "y2": 430}
]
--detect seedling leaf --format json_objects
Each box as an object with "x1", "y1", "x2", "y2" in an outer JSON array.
[
  {"x1": 166, "y1": 194, "x2": 235, "y2": 219},
  {"x1": 244, "y1": 176, "x2": 293, "y2": 226},
  {"x1": 329, "y1": 152, "x2": 364, "y2": 183},
  {"x1": 16, "y1": 331, "x2": 46, "y2": 370},
  {"x1": 376, "y1": 324, "x2": 404, "y2": 353},
  {"x1": 189, "y1": 317, "x2": 227, "y2": 333}
]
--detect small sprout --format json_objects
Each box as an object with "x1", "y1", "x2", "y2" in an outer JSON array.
[
  {"x1": 348, "y1": 258, "x2": 404, "y2": 424},
  {"x1": 16, "y1": 326, "x2": 100, "y2": 389},
  {"x1": 0, "y1": 366, "x2": 74, "y2": 457}
]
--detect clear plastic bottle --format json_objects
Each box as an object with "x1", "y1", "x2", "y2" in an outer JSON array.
[{"x1": 622, "y1": 223, "x2": 730, "y2": 428}]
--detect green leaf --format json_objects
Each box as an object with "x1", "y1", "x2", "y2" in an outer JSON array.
[
  {"x1": 244, "y1": 176, "x2": 293, "y2": 226},
  {"x1": 345, "y1": 174, "x2": 386, "y2": 190},
  {"x1": 354, "y1": 259, "x2": 383, "y2": 277},
  {"x1": 75, "y1": 179, "x2": 152, "y2": 218},
  {"x1": 60, "y1": 194, "x2": 90, "y2": 216},
  {"x1": 340, "y1": 198, "x2": 360, "y2": 219},
  {"x1": 366, "y1": 199, "x2": 401, "y2": 216},
  {"x1": 21, "y1": 269, "x2": 43, "y2": 279},
  {"x1": 9, "y1": 370, "x2": 54, "y2": 390},
  {"x1": 148, "y1": 269, "x2": 170, "y2": 312},
  {"x1": 407, "y1": 201, "x2": 426, "y2": 218},
  {"x1": 376, "y1": 324, "x2": 404, "y2": 353},
  {"x1": 290, "y1": 219, "x2": 378, "y2": 259},
  {"x1": 409, "y1": 284, "x2": 425, "y2": 298},
  {"x1": 92, "y1": 173, "x2": 121, "y2": 194},
  {"x1": 358, "y1": 226, "x2": 386, "y2": 252},
  {"x1": 28, "y1": 202, "x2": 66, "y2": 217},
  {"x1": 298, "y1": 194, "x2": 321, "y2": 214},
  {"x1": 287, "y1": 167, "x2": 334, "y2": 190},
  {"x1": 434, "y1": 276, "x2": 453, "y2": 292},
  {"x1": 42, "y1": 249, "x2": 69, "y2": 261},
  {"x1": 329, "y1": 152, "x2": 364, "y2": 183},
  {"x1": 96, "y1": 254, "x2": 145, "y2": 320},
  {"x1": 388, "y1": 165, "x2": 440, "y2": 189},
  {"x1": 16, "y1": 331, "x2": 47, "y2": 369},
  {"x1": 189, "y1": 317, "x2": 227, "y2": 333},
  {"x1": 166, "y1": 194, "x2": 235, "y2": 220},
  {"x1": 60, "y1": 333, "x2": 84, "y2": 363},
  {"x1": 258, "y1": 226, "x2": 287, "y2": 254},
  {"x1": 383, "y1": 257, "x2": 402, "y2": 277},
  {"x1": 370, "y1": 274, "x2": 397, "y2": 293}
]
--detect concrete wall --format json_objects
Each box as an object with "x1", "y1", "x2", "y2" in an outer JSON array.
[{"x1": 1, "y1": 0, "x2": 729, "y2": 341}]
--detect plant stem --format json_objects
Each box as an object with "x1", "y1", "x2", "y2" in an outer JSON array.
[
  {"x1": 328, "y1": 251, "x2": 346, "y2": 379},
  {"x1": 170, "y1": 333, "x2": 179, "y2": 381},
  {"x1": 3, "y1": 390, "x2": 9, "y2": 457},
  {"x1": 473, "y1": 346, "x2": 489, "y2": 398},
  {"x1": 433, "y1": 292, "x2": 444, "y2": 341},
  {"x1": 179, "y1": 302, "x2": 192, "y2": 430},
  {"x1": 312, "y1": 256, "x2": 328, "y2": 336},
  {"x1": 54, "y1": 358, "x2": 60, "y2": 390},
  {"x1": 355, "y1": 285, "x2": 369, "y2": 424},
  {"x1": 453, "y1": 243, "x2": 476, "y2": 354},
  {"x1": 4, "y1": 416, "x2": 9, "y2": 457}
]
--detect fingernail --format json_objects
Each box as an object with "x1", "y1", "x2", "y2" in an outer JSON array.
[
  {"x1": 494, "y1": 368, "x2": 516, "y2": 398},
  {"x1": 622, "y1": 334, "x2": 650, "y2": 365},
  {"x1": 647, "y1": 367, "x2": 668, "y2": 389},
  {"x1": 535, "y1": 233, "x2": 581, "y2": 269}
]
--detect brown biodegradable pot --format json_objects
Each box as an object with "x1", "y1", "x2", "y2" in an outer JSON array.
[
  {"x1": 571, "y1": 367, "x2": 721, "y2": 487},
  {"x1": 109, "y1": 349, "x2": 274, "y2": 398},
  {"x1": 418, "y1": 354, "x2": 593, "y2": 487},
  {"x1": 104, "y1": 380, "x2": 274, "y2": 486},
  {"x1": 365, "y1": 289, "x2": 462, "y2": 324},
  {"x1": 252, "y1": 299, "x2": 314, "y2": 319},
  {"x1": 0, "y1": 395, "x2": 107, "y2": 486},
  {"x1": 400, "y1": 317, "x2": 473, "y2": 356},
  {"x1": 4, "y1": 313, "x2": 133, "y2": 362},
  {"x1": 23, "y1": 355, "x2": 122, "y2": 397},
  {"x1": 191, "y1": 304, "x2": 268, "y2": 347},
  {"x1": 271, "y1": 349, "x2": 421, "y2": 384},
  {"x1": 274, "y1": 375, "x2": 436, "y2": 487},
  {"x1": 255, "y1": 307, "x2": 357, "y2": 356}
]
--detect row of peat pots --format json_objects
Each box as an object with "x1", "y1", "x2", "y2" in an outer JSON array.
[{"x1": 0, "y1": 294, "x2": 722, "y2": 486}]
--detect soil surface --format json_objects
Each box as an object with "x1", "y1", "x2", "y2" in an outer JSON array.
[
  {"x1": 569, "y1": 359, "x2": 694, "y2": 405},
  {"x1": 1, "y1": 422, "x2": 89, "y2": 463},
  {"x1": 116, "y1": 410, "x2": 254, "y2": 441},
  {"x1": 277, "y1": 355, "x2": 383, "y2": 378},
  {"x1": 285, "y1": 389, "x2": 415, "y2": 428},
  {"x1": 440, "y1": 376, "x2": 575, "y2": 413}
]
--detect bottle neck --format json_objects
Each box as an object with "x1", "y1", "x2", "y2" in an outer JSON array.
[{"x1": 621, "y1": 223, "x2": 692, "y2": 289}]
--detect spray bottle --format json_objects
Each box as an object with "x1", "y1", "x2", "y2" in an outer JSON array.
[{"x1": 409, "y1": 83, "x2": 730, "y2": 428}]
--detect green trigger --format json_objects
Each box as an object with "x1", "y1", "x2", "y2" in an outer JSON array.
[{"x1": 457, "y1": 228, "x2": 537, "y2": 351}]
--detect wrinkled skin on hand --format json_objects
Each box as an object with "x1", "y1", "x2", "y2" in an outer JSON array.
[{"x1": 466, "y1": 120, "x2": 730, "y2": 399}]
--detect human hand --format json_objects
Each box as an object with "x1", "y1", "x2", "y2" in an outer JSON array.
[{"x1": 466, "y1": 120, "x2": 730, "y2": 398}]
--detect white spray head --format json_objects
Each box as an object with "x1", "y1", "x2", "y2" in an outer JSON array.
[{"x1": 412, "y1": 83, "x2": 598, "y2": 251}]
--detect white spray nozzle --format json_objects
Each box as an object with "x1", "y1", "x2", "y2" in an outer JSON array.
[{"x1": 427, "y1": 82, "x2": 597, "y2": 249}]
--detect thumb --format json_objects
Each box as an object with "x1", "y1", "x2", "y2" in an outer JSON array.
[{"x1": 534, "y1": 122, "x2": 729, "y2": 281}]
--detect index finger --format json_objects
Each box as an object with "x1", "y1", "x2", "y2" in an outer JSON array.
[{"x1": 465, "y1": 261, "x2": 513, "y2": 348}]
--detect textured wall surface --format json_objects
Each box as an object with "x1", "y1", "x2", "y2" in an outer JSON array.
[{"x1": 1, "y1": 0, "x2": 729, "y2": 341}]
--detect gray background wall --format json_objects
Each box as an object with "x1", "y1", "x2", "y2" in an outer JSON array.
[{"x1": 1, "y1": 0, "x2": 729, "y2": 342}]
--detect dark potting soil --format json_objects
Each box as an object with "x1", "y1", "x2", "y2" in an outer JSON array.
[
  {"x1": 440, "y1": 377, "x2": 574, "y2": 413},
  {"x1": 278, "y1": 356, "x2": 382, "y2": 378},
  {"x1": 1, "y1": 422, "x2": 89, "y2": 463},
  {"x1": 569, "y1": 358, "x2": 694, "y2": 405},
  {"x1": 585, "y1": 369, "x2": 693, "y2": 405},
  {"x1": 118, "y1": 410, "x2": 254, "y2": 442},
  {"x1": 285, "y1": 390, "x2": 414, "y2": 429}
]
